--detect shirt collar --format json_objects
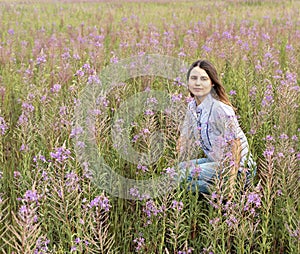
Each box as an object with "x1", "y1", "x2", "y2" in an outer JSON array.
[{"x1": 190, "y1": 92, "x2": 214, "y2": 114}]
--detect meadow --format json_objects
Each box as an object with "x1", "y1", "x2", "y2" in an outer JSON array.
[{"x1": 0, "y1": 0, "x2": 299, "y2": 253}]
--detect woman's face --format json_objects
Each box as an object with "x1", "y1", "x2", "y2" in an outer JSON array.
[{"x1": 188, "y1": 66, "x2": 213, "y2": 105}]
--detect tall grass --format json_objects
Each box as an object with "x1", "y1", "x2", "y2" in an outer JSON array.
[{"x1": 0, "y1": 0, "x2": 299, "y2": 253}]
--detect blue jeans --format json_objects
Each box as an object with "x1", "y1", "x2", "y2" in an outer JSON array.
[{"x1": 178, "y1": 158, "x2": 218, "y2": 194}]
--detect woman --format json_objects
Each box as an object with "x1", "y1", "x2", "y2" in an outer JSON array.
[{"x1": 177, "y1": 60, "x2": 256, "y2": 195}]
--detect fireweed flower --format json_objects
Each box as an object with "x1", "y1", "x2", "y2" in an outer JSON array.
[
  {"x1": 178, "y1": 247, "x2": 193, "y2": 254},
  {"x1": 171, "y1": 93, "x2": 183, "y2": 102},
  {"x1": 50, "y1": 146, "x2": 71, "y2": 164},
  {"x1": 34, "y1": 236, "x2": 50, "y2": 254},
  {"x1": 22, "y1": 102, "x2": 35, "y2": 112},
  {"x1": 137, "y1": 164, "x2": 148, "y2": 173},
  {"x1": 8, "y1": 28, "x2": 14, "y2": 35},
  {"x1": 209, "y1": 217, "x2": 220, "y2": 226},
  {"x1": 65, "y1": 171, "x2": 81, "y2": 192},
  {"x1": 70, "y1": 126, "x2": 83, "y2": 138},
  {"x1": 244, "y1": 192, "x2": 261, "y2": 214},
  {"x1": 173, "y1": 76, "x2": 184, "y2": 86},
  {"x1": 162, "y1": 167, "x2": 177, "y2": 178},
  {"x1": 229, "y1": 90, "x2": 237, "y2": 96},
  {"x1": 279, "y1": 133, "x2": 289, "y2": 139},
  {"x1": 225, "y1": 215, "x2": 238, "y2": 227},
  {"x1": 129, "y1": 187, "x2": 140, "y2": 198},
  {"x1": 133, "y1": 236, "x2": 145, "y2": 252},
  {"x1": 23, "y1": 190, "x2": 41, "y2": 204},
  {"x1": 14, "y1": 171, "x2": 21, "y2": 179},
  {"x1": 50, "y1": 83, "x2": 61, "y2": 93},
  {"x1": 144, "y1": 109, "x2": 154, "y2": 115},
  {"x1": 263, "y1": 146, "x2": 275, "y2": 158},
  {"x1": 191, "y1": 165, "x2": 201, "y2": 178},
  {"x1": 96, "y1": 95, "x2": 109, "y2": 108},
  {"x1": 88, "y1": 74, "x2": 100, "y2": 84},
  {"x1": 89, "y1": 194, "x2": 111, "y2": 212},
  {"x1": 36, "y1": 53, "x2": 47, "y2": 65},
  {"x1": 70, "y1": 246, "x2": 77, "y2": 252},
  {"x1": 171, "y1": 200, "x2": 184, "y2": 211},
  {"x1": 146, "y1": 97, "x2": 158, "y2": 105},
  {"x1": 20, "y1": 143, "x2": 29, "y2": 152},
  {"x1": 0, "y1": 116, "x2": 8, "y2": 135},
  {"x1": 18, "y1": 102, "x2": 35, "y2": 126},
  {"x1": 143, "y1": 200, "x2": 164, "y2": 218},
  {"x1": 74, "y1": 237, "x2": 81, "y2": 244}
]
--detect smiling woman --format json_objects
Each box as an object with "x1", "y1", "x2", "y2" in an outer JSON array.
[{"x1": 177, "y1": 59, "x2": 256, "y2": 195}]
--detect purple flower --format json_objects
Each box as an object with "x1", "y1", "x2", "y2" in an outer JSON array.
[
  {"x1": 74, "y1": 237, "x2": 81, "y2": 244},
  {"x1": 88, "y1": 75, "x2": 100, "y2": 84},
  {"x1": 209, "y1": 217, "x2": 220, "y2": 225},
  {"x1": 263, "y1": 146, "x2": 274, "y2": 158},
  {"x1": 172, "y1": 200, "x2": 184, "y2": 211},
  {"x1": 133, "y1": 236, "x2": 145, "y2": 252},
  {"x1": 265, "y1": 135, "x2": 274, "y2": 141},
  {"x1": 244, "y1": 192, "x2": 261, "y2": 213},
  {"x1": 50, "y1": 84, "x2": 61, "y2": 93},
  {"x1": 22, "y1": 102, "x2": 35, "y2": 113},
  {"x1": 132, "y1": 134, "x2": 140, "y2": 143},
  {"x1": 23, "y1": 190, "x2": 40, "y2": 203},
  {"x1": 279, "y1": 133, "x2": 289, "y2": 139},
  {"x1": 171, "y1": 93, "x2": 183, "y2": 102},
  {"x1": 34, "y1": 236, "x2": 50, "y2": 253},
  {"x1": 143, "y1": 200, "x2": 163, "y2": 217},
  {"x1": 141, "y1": 128, "x2": 150, "y2": 135},
  {"x1": 211, "y1": 192, "x2": 218, "y2": 200},
  {"x1": 81, "y1": 63, "x2": 90, "y2": 71},
  {"x1": 19, "y1": 205, "x2": 28, "y2": 215},
  {"x1": 50, "y1": 146, "x2": 71, "y2": 164},
  {"x1": 178, "y1": 51, "x2": 186, "y2": 57},
  {"x1": 0, "y1": 116, "x2": 8, "y2": 135},
  {"x1": 146, "y1": 97, "x2": 158, "y2": 105},
  {"x1": 70, "y1": 126, "x2": 83, "y2": 138},
  {"x1": 144, "y1": 109, "x2": 154, "y2": 115},
  {"x1": 76, "y1": 69, "x2": 85, "y2": 77},
  {"x1": 229, "y1": 90, "x2": 237, "y2": 96},
  {"x1": 70, "y1": 246, "x2": 77, "y2": 252},
  {"x1": 226, "y1": 215, "x2": 238, "y2": 227},
  {"x1": 137, "y1": 164, "x2": 148, "y2": 172},
  {"x1": 89, "y1": 195, "x2": 111, "y2": 211},
  {"x1": 130, "y1": 187, "x2": 140, "y2": 198},
  {"x1": 202, "y1": 45, "x2": 212, "y2": 53},
  {"x1": 8, "y1": 29, "x2": 14, "y2": 35},
  {"x1": 163, "y1": 167, "x2": 177, "y2": 178},
  {"x1": 264, "y1": 52, "x2": 273, "y2": 59},
  {"x1": 191, "y1": 165, "x2": 201, "y2": 178},
  {"x1": 14, "y1": 171, "x2": 21, "y2": 178},
  {"x1": 20, "y1": 143, "x2": 29, "y2": 151},
  {"x1": 36, "y1": 54, "x2": 47, "y2": 65},
  {"x1": 65, "y1": 171, "x2": 80, "y2": 192}
]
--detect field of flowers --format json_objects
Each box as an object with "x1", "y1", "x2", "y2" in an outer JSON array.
[{"x1": 0, "y1": 0, "x2": 299, "y2": 253}]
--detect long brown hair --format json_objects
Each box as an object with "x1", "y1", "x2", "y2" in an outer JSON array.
[{"x1": 187, "y1": 60, "x2": 233, "y2": 107}]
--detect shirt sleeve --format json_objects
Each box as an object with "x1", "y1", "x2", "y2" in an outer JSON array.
[{"x1": 214, "y1": 104, "x2": 239, "y2": 143}]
